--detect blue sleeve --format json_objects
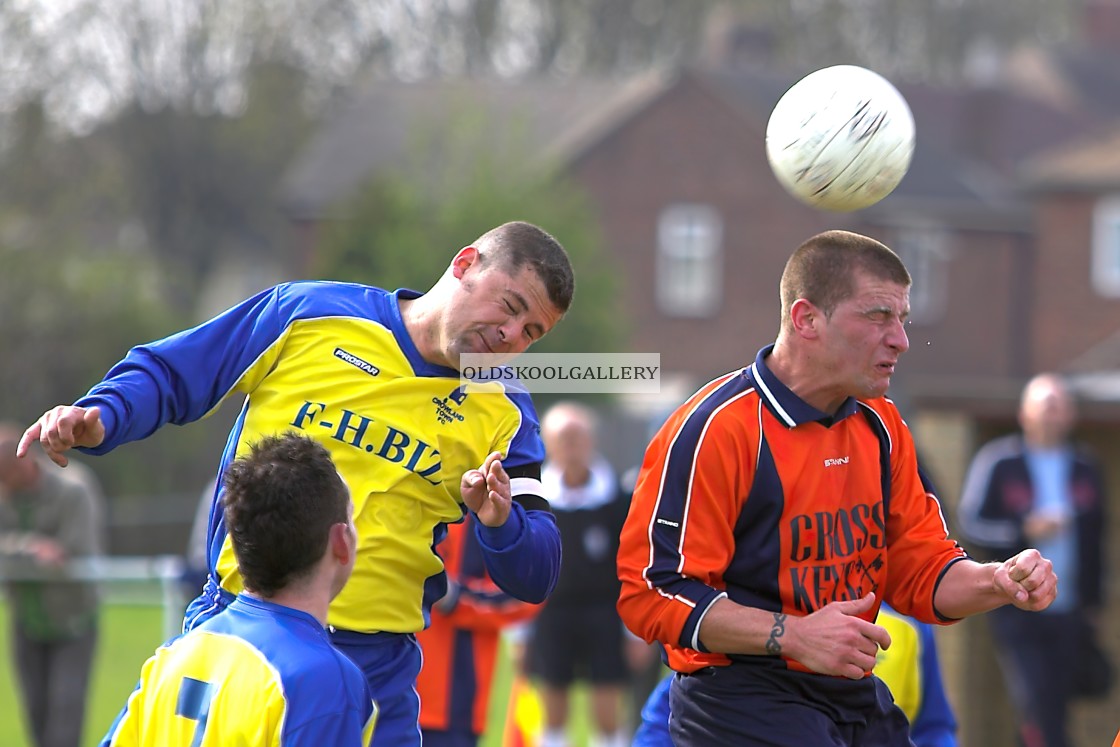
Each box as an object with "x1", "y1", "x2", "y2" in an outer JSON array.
[
  {"x1": 501, "y1": 391, "x2": 545, "y2": 469},
  {"x1": 74, "y1": 284, "x2": 292, "y2": 454},
  {"x1": 910, "y1": 622, "x2": 959, "y2": 747},
  {"x1": 474, "y1": 505, "x2": 560, "y2": 604},
  {"x1": 633, "y1": 674, "x2": 675, "y2": 747}
]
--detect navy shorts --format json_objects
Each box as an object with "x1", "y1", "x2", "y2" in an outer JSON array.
[
  {"x1": 528, "y1": 602, "x2": 629, "y2": 686},
  {"x1": 670, "y1": 664, "x2": 914, "y2": 746}
]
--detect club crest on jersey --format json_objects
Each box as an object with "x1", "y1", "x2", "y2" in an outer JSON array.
[
  {"x1": 334, "y1": 347, "x2": 380, "y2": 376},
  {"x1": 433, "y1": 387, "x2": 468, "y2": 425}
]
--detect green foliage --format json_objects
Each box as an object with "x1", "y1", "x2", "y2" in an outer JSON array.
[
  {"x1": 311, "y1": 116, "x2": 625, "y2": 356},
  {"x1": 106, "y1": 62, "x2": 315, "y2": 308},
  {"x1": 0, "y1": 98, "x2": 226, "y2": 503}
]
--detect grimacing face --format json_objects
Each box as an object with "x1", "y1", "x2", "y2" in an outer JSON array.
[
  {"x1": 442, "y1": 252, "x2": 562, "y2": 368},
  {"x1": 815, "y1": 271, "x2": 910, "y2": 407}
]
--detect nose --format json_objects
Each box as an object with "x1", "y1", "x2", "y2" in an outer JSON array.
[{"x1": 887, "y1": 319, "x2": 909, "y2": 353}]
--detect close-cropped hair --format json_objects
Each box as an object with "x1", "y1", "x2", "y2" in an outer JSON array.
[
  {"x1": 221, "y1": 432, "x2": 349, "y2": 597},
  {"x1": 779, "y1": 229, "x2": 911, "y2": 321},
  {"x1": 475, "y1": 221, "x2": 575, "y2": 313}
]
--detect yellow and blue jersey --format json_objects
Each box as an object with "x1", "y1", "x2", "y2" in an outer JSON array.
[
  {"x1": 76, "y1": 282, "x2": 560, "y2": 633},
  {"x1": 100, "y1": 595, "x2": 376, "y2": 747},
  {"x1": 874, "y1": 603, "x2": 958, "y2": 747}
]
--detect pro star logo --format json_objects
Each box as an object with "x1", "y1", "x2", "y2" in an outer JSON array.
[{"x1": 334, "y1": 347, "x2": 380, "y2": 376}]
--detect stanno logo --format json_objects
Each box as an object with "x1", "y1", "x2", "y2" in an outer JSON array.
[
  {"x1": 823, "y1": 456, "x2": 850, "y2": 468},
  {"x1": 334, "y1": 347, "x2": 380, "y2": 377}
]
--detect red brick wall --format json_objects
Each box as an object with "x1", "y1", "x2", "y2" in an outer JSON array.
[{"x1": 1031, "y1": 194, "x2": 1120, "y2": 372}]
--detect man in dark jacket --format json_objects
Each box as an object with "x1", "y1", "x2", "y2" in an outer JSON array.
[{"x1": 958, "y1": 373, "x2": 1107, "y2": 747}]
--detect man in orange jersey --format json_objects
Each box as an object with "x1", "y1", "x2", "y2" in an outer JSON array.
[
  {"x1": 417, "y1": 513, "x2": 540, "y2": 747},
  {"x1": 616, "y1": 230, "x2": 1058, "y2": 746}
]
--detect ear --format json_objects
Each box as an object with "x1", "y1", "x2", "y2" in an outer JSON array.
[
  {"x1": 329, "y1": 523, "x2": 353, "y2": 566},
  {"x1": 789, "y1": 298, "x2": 822, "y2": 340},
  {"x1": 451, "y1": 246, "x2": 480, "y2": 280}
]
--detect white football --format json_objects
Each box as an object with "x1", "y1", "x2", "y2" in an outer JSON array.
[{"x1": 766, "y1": 65, "x2": 915, "y2": 212}]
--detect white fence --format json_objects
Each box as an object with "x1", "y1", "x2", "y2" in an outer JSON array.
[{"x1": 1, "y1": 555, "x2": 188, "y2": 640}]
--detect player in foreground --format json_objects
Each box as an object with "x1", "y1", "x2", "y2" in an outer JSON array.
[
  {"x1": 19, "y1": 221, "x2": 572, "y2": 747},
  {"x1": 100, "y1": 432, "x2": 375, "y2": 746},
  {"x1": 616, "y1": 230, "x2": 1057, "y2": 746}
]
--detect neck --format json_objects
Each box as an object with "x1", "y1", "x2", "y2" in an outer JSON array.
[
  {"x1": 398, "y1": 294, "x2": 444, "y2": 367},
  {"x1": 767, "y1": 340, "x2": 845, "y2": 415},
  {"x1": 247, "y1": 582, "x2": 333, "y2": 627},
  {"x1": 562, "y1": 465, "x2": 592, "y2": 487}
]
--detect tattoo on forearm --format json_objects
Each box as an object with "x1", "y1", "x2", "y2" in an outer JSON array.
[{"x1": 765, "y1": 612, "x2": 787, "y2": 655}]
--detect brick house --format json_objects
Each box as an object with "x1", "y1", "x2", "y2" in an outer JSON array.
[{"x1": 280, "y1": 37, "x2": 1120, "y2": 746}]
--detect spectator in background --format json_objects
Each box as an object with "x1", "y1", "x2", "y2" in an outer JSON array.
[
  {"x1": 527, "y1": 401, "x2": 632, "y2": 747},
  {"x1": 0, "y1": 421, "x2": 105, "y2": 747},
  {"x1": 958, "y1": 373, "x2": 1107, "y2": 747},
  {"x1": 100, "y1": 432, "x2": 375, "y2": 746},
  {"x1": 417, "y1": 512, "x2": 541, "y2": 747},
  {"x1": 181, "y1": 477, "x2": 217, "y2": 598},
  {"x1": 632, "y1": 602, "x2": 958, "y2": 747}
]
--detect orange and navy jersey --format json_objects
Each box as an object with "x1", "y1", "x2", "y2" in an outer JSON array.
[
  {"x1": 76, "y1": 282, "x2": 560, "y2": 634},
  {"x1": 417, "y1": 516, "x2": 540, "y2": 735},
  {"x1": 100, "y1": 595, "x2": 376, "y2": 747},
  {"x1": 617, "y1": 345, "x2": 967, "y2": 675}
]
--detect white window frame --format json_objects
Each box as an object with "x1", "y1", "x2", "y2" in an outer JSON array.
[
  {"x1": 1092, "y1": 194, "x2": 1120, "y2": 297},
  {"x1": 656, "y1": 204, "x2": 723, "y2": 318},
  {"x1": 891, "y1": 225, "x2": 949, "y2": 325}
]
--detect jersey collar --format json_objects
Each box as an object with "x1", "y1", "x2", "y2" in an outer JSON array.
[
  {"x1": 389, "y1": 288, "x2": 461, "y2": 378},
  {"x1": 749, "y1": 344, "x2": 860, "y2": 428}
]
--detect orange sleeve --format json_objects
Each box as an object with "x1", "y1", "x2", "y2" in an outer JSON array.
[
  {"x1": 616, "y1": 376, "x2": 751, "y2": 670},
  {"x1": 877, "y1": 402, "x2": 968, "y2": 624}
]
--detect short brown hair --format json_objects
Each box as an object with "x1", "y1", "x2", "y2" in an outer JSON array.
[
  {"x1": 222, "y1": 432, "x2": 349, "y2": 597},
  {"x1": 475, "y1": 221, "x2": 575, "y2": 313},
  {"x1": 779, "y1": 230, "x2": 910, "y2": 324}
]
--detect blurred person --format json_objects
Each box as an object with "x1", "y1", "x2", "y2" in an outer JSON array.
[
  {"x1": 957, "y1": 373, "x2": 1107, "y2": 747},
  {"x1": 417, "y1": 512, "x2": 541, "y2": 747},
  {"x1": 18, "y1": 221, "x2": 573, "y2": 746},
  {"x1": 0, "y1": 421, "x2": 105, "y2": 747},
  {"x1": 617, "y1": 230, "x2": 1059, "y2": 746},
  {"x1": 632, "y1": 603, "x2": 958, "y2": 747},
  {"x1": 181, "y1": 477, "x2": 217, "y2": 598},
  {"x1": 100, "y1": 432, "x2": 376, "y2": 746},
  {"x1": 528, "y1": 401, "x2": 631, "y2": 747}
]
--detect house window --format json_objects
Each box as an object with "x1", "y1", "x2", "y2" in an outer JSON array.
[
  {"x1": 891, "y1": 226, "x2": 948, "y2": 324},
  {"x1": 656, "y1": 204, "x2": 723, "y2": 317},
  {"x1": 1092, "y1": 195, "x2": 1120, "y2": 297}
]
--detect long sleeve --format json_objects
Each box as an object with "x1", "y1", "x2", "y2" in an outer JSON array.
[
  {"x1": 475, "y1": 505, "x2": 560, "y2": 604},
  {"x1": 75, "y1": 285, "x2": 292, "y2": 454}
]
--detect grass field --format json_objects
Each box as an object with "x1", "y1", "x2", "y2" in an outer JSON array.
[
  {"x1": 0, "y1": 594, "x2": 595, "y2": 747},
  {"x1": 0, "y1": 599, "x2": 167, "y2": 747}
]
